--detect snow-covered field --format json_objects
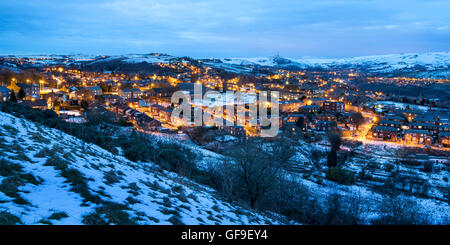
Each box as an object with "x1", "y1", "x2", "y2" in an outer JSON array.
[{"x1": 0, "y1": 111, "x2": 287, "y2": 225}]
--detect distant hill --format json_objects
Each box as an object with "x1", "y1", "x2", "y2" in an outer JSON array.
[
  {"x1": 2, "y1": 51, "x2": 449, "y2": 78},
  {"x1": 205, "y1": 52, "x2": 450, "y2": 78}
]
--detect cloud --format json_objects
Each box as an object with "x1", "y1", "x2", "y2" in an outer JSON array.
[{"x1": 0, "y1": 0, "x2": 448, "y2": 57}]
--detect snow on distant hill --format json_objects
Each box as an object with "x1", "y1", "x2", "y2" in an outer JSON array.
[
  {"x1": 89, "y1": 54, "x2": 176, "y2": 64},
  {"x1": 3, "y1": 52, "x2": 449, "y2": 78},
  {"x1": 0, "y1": 111, "x2": 286, "y2": 225},
  {"x1": 208, "y1": 52, "x2": 450, "y2": 77}
]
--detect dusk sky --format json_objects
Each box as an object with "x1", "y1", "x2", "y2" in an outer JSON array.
[{"x1": 0, "y1": 0, "x2": 449, "y2": 58}]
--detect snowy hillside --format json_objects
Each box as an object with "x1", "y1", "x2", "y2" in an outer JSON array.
[
  {"x1": 0, "y1": 111, "x2": 286, "y2": 225},
  {"x1": 88, "y1": 53, "x2": 176, "y2": 65},
  {"x1": 207, "y1": 52, "x2": 450, "y2": 77},
  {"x1": 3, "y1": 52, "x2": 449, "y2": 78}
]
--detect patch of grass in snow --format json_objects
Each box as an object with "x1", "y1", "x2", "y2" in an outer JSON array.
[
  {"x1": 162, "y1": 197, "x2": 172, "y2": 208},
  {"x1": 159, "y1": 186, "x2": 172, "y2": 195},
  {"x1": 50, "y1": 145, "x2": 65, "y2": 155},
  {"x1": 171, "y1": 185, "x2": 183, "y2": 193},
  {"x1": 0, "y1": 138, "x2": 8, "y2": 149},
  {"x1": 103, "y1": 170, "x2": 121, "y2": 185},
  {"x1": 140, "y1": 180, "x2": 160, "y2": 192},
  {"x1": 19, "y1": 173, "x2": 42, "y2": 185},
  {"x1": 126, "y1": 182, "x2": 141, "y2": 196},
  {"x1": 8, "y1": 152, "x2": 32, "y2": 162},
  {"x1": 147, "y1": 216, "x2": 159, "y2": 223},
  {"x1": 83, "y1": 201, "x2": 138, "y2": 225},
  {"x1": 176, "y1": 190, "x2": 189, "y2": 203},
  {"x1": 125, "y1": 196, "x2": 140, "y2": 205},
  {"x1": 48, "y1": 212, "x2": 69, "y2": 220},
  {"x1": 187, "y1": 193, "x2": 198, "y2": 202},
  {"x1": 0, "y1": 176, "x2": 31, "y2": 206},
  {"x1": 248, "y1": 217, "x2": 261, "y2": 224},
  {"x1": 206, "y1": 213, "x2": 219, "y2": 223},
  {"x1": 0, "y1": 159, "x2": 23, "y2": 176},
  {"x1": 44, "y1": 155, "x2": 102, "y2": 205},
  {"x1": 0, "y1": 159, "x2": 41, "y2": 205},
  {"x1": 37, "y1": 219, "x2": 53, "y2": 225},
  {"x1": 0, "y1": 211, "x2": 22, "y2": 225},
  {"x1": 62, "y1": 152, "x2": 74, "y2": 161},
  {"x1": 211, "y1": 205, "x2": 220, "y2": 212},
  {"x1": 10, "y1": 142, "x2": 23, "y2": 152},
  {"x1": 82, "y1": 213, "x2": 108, "y2": 225},
  {"x1": 179, "y1": 204, "x2": 191, "y2": 211},
  {"x1": 1, "y1": 125, "x2": 18, "y2": 135},
  {"x1": 167, "y1": 215, "x2": 184, "y2": 225},
  {"x1": 34, "y1": 147, "x2": 53, "y2": 158},
  {"x1": 30, "y1": 132, "x2": 51, "y2": 145},
  {"x1": 160, "y1": 208, "x2": 180, "y2": 217},
  {"x1": 94, "y1": 189, "x2": 112, "y2": 199},
  {"x1": 90, "y1": 163, "x2": 100, "y2": 170},
  {"x1": 95, "y1": 202, "x2": 137, "y2": 225}
]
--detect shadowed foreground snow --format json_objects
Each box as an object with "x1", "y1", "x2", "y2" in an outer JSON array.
[{"x1": 0, "y1": 111, "x2": 287, "y2": 225}]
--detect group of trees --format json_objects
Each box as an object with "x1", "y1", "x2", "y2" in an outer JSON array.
[
  {"x1": 0, "y1": 68, "x2": 44, "y2": 87},
  {"x1": 206, "y1": 139, "x2": 430, "y2": 224},
  {"x1": 327, "y1": 132, "x2": 342, "y2": 168},
  {"x1": 7, "y1": 88, "x2": 25, "y2": 103},
  {"x1": 204, "y1": 136, "x2": 297, "y2": 208},
  {"x1": 0, "y1": 102, "x2": 435, "y2": 224}
]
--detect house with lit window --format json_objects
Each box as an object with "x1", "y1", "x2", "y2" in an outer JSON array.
[
  {"x1": 14, "y1": 83, "x2": 40, "y2": 98},
  {"x1": 383, "y1": 114, "x2": 406, "y2": 123},
  {"x1": 404, "y1": 129, "x2": 433, "y2": 145},
  {"x1": 438, "y1": 132, "x2": 450, "y2": 147},
  {"x1": 88, "y1": 86, "x2": 103, "y2": 96},
  {"x1": 306, "y1": 97, "x2": 326, "y2": 107},
  {"x1": 322, "y1": 101, "x2": 345, "y2": 112},
  {"x1": 223, "y1": 125, "x2": 245, "y2": 137},
  {"x1": 316, "y1": 113, "x2": 337, "y2": 122},
  {"x1": 409, "y1": 122, "x2": 439, "y2": 133},
  {"x1": 378, "y1": 120, "x2": 403, "y2": 129},
  {"x1": 315, "y1": 120, "x2": 337, "y2": 132},
  {"x1": 119, "y1": 88, "x2": 142, "y2": 99},
  {"x1": 395, "y1": 109, "x2": 422, "y2": 121},
  {"x1": 137, "y1": 116, "x2": 161, "y2": 131},
  {"x1": 126, "y1": 98, "x2": 140, "y2": 108},
  {"x1": 0, "y1": 86, "x2": 12, "y2": 102},
  {"x1": 300, "y1": 105, "x2": 321, "y2": 114},
  {"x1": 277, "y1": 100, "x2": 304, "y2": 113},
  {"x1": 370, "y1": 126, "x2": 399, "y2": 141}
]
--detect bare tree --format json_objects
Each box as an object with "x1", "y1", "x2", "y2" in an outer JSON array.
[
  {"x1": 377, "y1": 194, "x2": 429, "y2": 225},
  {"x1": 350, "y1": 112, "x2": 365, "y2": 130},
  {"x1": 267, "y1": 132, "x2": 297, "y2": 168},
  {"x1": 328, "y1": 132, "x2": 342, "y2": 151},
  {"x1": 226, "y1": 139, "x2": 282, "y2": 208}
]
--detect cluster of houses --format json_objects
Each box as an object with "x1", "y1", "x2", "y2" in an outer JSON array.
[
  {"x1": 2, "y1": 74, "x2": 449, "y2": 147},
  {"x1": 369, "y1": 109, "x2": 450, "y2": 147},
  {"x1": 283, "y1": 100, "x2": 352, "y2": 134},
  {"x1": 109, "y1": 102, "x2": 161, "y2": 131},
  {"x1": 0, "y1": 82, "x2": 40, "y2": 101}
]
